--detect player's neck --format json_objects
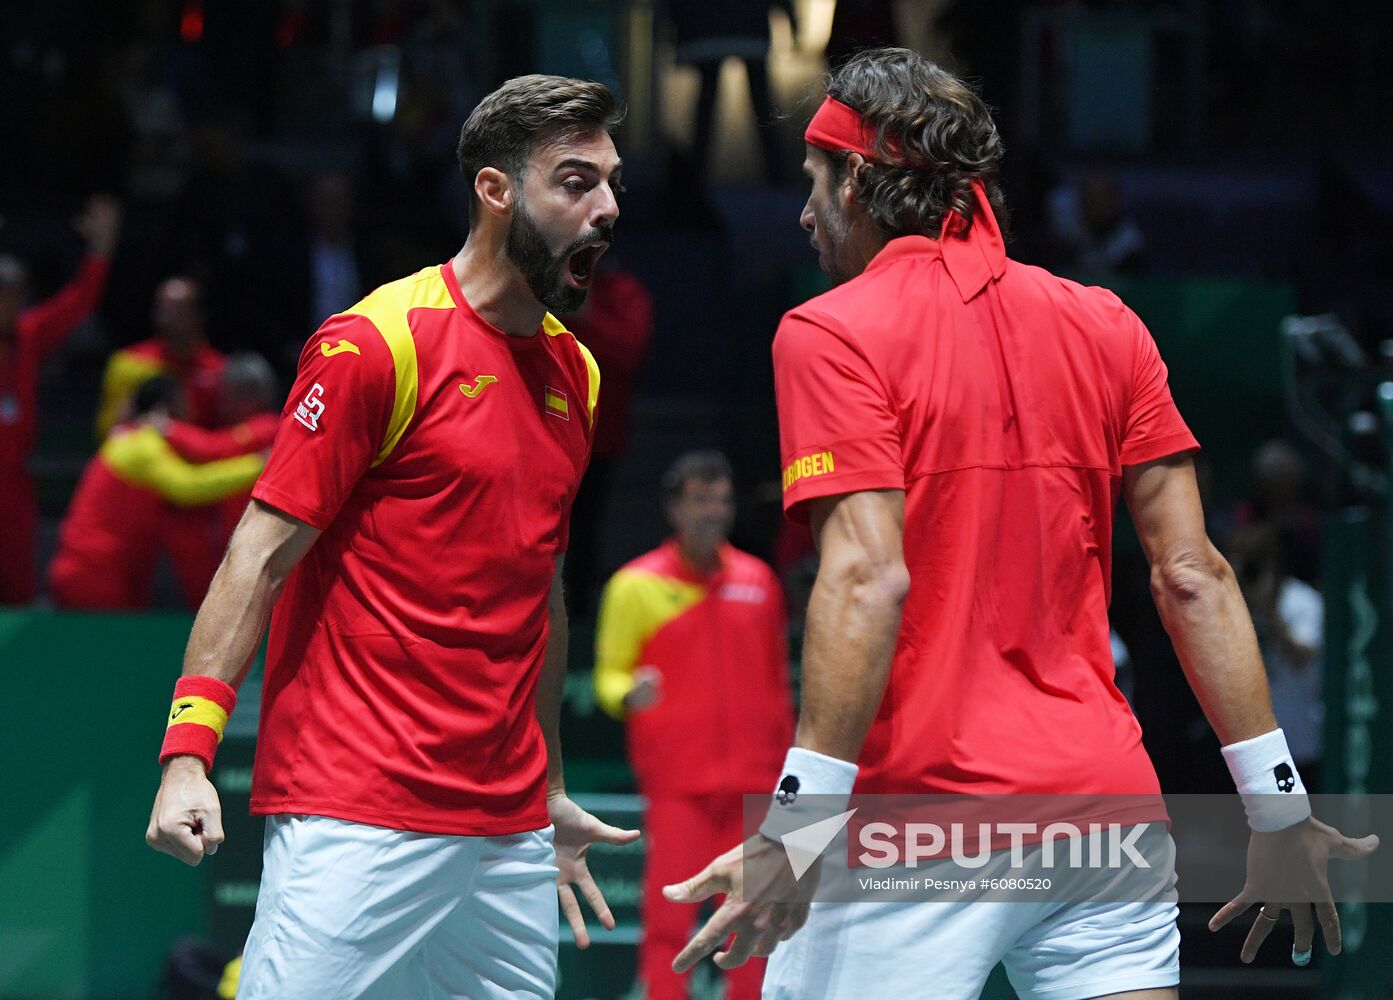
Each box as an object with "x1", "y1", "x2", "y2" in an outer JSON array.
[
  {"x1": 676, "y1": 538, "x2": 722, "y2": 576},
  {"x1": 847, "y1": 217, "x2": 890, "y2": 275},
  {"x1": 451, "y1": 243, "x2": 547, "y2": 339}
]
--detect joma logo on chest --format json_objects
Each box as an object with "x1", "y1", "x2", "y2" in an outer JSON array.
[{"x1": 459, "y1": 375, "x2": 499, "y2": 398}]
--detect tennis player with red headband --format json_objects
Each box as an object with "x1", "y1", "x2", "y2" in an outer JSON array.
[{"x1": 662, "y1": 48, "x2": 1377, "y2": 998}]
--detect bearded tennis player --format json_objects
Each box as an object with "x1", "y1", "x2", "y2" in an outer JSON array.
[
  {"x1": 145, "y1": 74, "x2": 640, "y2": 998},
  {"x1": 663, "y1": 48, "x2": 1378, "y2": 999}
]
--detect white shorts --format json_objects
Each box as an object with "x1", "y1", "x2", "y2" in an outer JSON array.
[
  {"x1": 237, "y1": 814, "x2": 559, "y2": 999},
  {"x1": 763, "y1": 897, "x2": 1178, "y2": 1000},
  {"x1": 763, "y1": 829, "x2": 1179, "y2": 1000}
]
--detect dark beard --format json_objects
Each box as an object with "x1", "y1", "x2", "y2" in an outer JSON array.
[
  {"x1": 818, "y1": 207, "x2": 856, "y2": 286},
  {"x1": 506, "y1": 202, "x2": 589, "y2": 315}
]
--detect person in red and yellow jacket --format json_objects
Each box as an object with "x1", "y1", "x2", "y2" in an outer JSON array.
[
  {"x1": 94, "y1": 276, "x2": 226, "y2": 439},
  {"x1": 0, "y1": 195, "x2": 121, "y2": 603},
  {"x1": 160, "y1": 353, "x2": 282, "y2": 602},
  {"x1": 49, "y1": 376, "x2": 265, "y2": 610},
  {"x1": 595, "y1": 450, "x2": 793, "y2": 1000}
]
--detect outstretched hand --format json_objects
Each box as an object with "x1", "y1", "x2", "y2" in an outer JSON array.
[
  {"x1": 665, "y1": 832, "x2": 815, "y2": 972},
  {"x1": 549, "y1": 791, "x2": 641, "y2": 947},
  {"x1": 1209, "y1": 815, "x2": 1379, "y2": 964}
]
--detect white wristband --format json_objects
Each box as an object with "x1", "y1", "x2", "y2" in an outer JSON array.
[
  {"x1": 759, "y1": 747, "x2": 859, "y2": 842},
  {"x1": 1221, "y1": 728, "x2": 1312, "y2": 832}
]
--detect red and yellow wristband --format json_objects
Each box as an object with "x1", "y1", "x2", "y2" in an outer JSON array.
[{"x1": 159, "y1": 676, "x2": 237, "y2": 773}]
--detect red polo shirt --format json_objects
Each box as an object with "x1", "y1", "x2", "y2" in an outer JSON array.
[
  {"x1": 773, "y1": 193, "x2": 1197, "y2": 799},
  {"x1": 249, "y1": 263, "x2": 598, "y2": 835}
]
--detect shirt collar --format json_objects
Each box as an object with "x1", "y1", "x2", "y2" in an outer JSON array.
[
  {"x1": 661, "y1": 537, "x2": 730, "y2": 583},
  {"x1": 863, "y1": 180, "x2": 1007, "y2": 302}
]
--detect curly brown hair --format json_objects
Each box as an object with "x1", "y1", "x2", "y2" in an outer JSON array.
[
  {"x1": 824, "y1": 48, "x2": 1007, "y2": 239},
  {"x1": 457, "y1": 75, "x2": 623, "y2": 218}
]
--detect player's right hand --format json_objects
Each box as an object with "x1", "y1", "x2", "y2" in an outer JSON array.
[
  {"x1": 146, "y1": 755, "x2": 225, "y2": 866},
  {"x1": 665, "y1": 832, "x2": 816, "y2": 972}
]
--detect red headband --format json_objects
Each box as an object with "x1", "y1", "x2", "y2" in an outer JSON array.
[
  {"x1": 805, "y1": 96, "x2": 1007, "y2": 298},
  {"x1": 804, "y1": 96, "x2": 880, "y2": 161}
]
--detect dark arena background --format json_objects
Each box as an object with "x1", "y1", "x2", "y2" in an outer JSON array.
[{"x1": 2, "y1": 1, "x2": 1392, "y2": 998}]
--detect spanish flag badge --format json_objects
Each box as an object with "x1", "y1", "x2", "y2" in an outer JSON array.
[{"x1": 544, "y1": 386, "x2": 570, "y2": 421}]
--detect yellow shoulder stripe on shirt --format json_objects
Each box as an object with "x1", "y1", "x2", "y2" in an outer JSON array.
[
  {"x1": 543, "y1": 313, "x2": 601, "y2": 428},
  {"x1": 341, "y1": 266, "x2": 451, "y2": 466},
  {"x1": 593, "y1": 568, "x2": 707, "y2": 719}
]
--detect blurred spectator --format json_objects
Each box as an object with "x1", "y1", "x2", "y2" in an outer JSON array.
[
  {"x1": 303, "y1": 172, "x2": 368, "y2": 329},
  {"x1": 594, "y1": 451, "x2": 792, "y2": 1000},
  {"x1": 1227, "y1": 439, "x2": 1323, "y2": 585},
  {"x1": 671, "y1": 1, "x2": 794, "y2": 188},
  {"x1": 163, "y1": 353, "x2": 280, "y2": 462},
  {"x1": 1226, "y1": 523, "x2": 1324, "y2": 789},
  {"x1": 0, "y1": 194, "x2": 121, "y2": 604},
  {"x1": 96, "y1": 275, "x2": 226, "y2": 438},
  {"x1": 163, "y1": 352, "x2": 282, "y2": 600},
  {"x1": 49, "y1": 375, "x2": 265, "y2": 611},
  {"x1": 561, "y1": 258, "x2": 654, "y2": 615},
  {"x1": 1047, "y1": 170, "x2": 1147, "y2": 274}
]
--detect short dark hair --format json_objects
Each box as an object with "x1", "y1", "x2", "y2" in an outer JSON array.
[
  {"x1": 661, "y1": 450, "x2": 734, "y2": 505},
  {"x1": 132, "y1": 375, "x2": 181, "y2": 417},
  {"x1": 823, "y1": 47, "x2": 1007, "y2": 239},
  {"x1": 457, "y1": 75, "x2": 623, "y2": 218}
]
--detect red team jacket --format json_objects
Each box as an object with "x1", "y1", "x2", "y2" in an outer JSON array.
[
  {"x1": 49, "y1": 423, "x2": 265, "y2": 609},
  {"x1": 595, "y1": 540, "x2": 793, "y2": 795}
]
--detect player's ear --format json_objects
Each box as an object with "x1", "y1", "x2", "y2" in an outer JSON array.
[
  {"x1": 474, "y1": 167, "x2": 514, "y2": 218},
  {"x1": 840, "y1": 153, "x2": 867, "y2": 206}
]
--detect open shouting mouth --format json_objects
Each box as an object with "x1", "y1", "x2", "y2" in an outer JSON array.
[{"x1": 565, "y1": 239, "x2": 610, "y2": 289}]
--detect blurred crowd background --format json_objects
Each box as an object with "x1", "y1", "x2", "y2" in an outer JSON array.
[
  {"x1": 3, "y1": 1, "x2": 1392, "y2": 996},
  {"x1": 6, "y1": 0, "x2": 1391, "y2": 771}
]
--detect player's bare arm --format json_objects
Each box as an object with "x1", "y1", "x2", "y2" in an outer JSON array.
[
  {"x1": 667, "y1": 489, "x2": 909, "y2": 973},
  {"x1": 795, "y1": 488, "x2": 909, "y2": 760},
  {"x1": 1125, "y1": 454, "x2": 1276, "y2": 742},
  {"x1": 538, "y1": 555, "x2": 642, "y2": 948},
  {"x1": 1125, "y1": 453, "x2": 1378, "y2": 962},
  {"x1": 145, "y1": 499, "x2": 321, "y2": 866}
]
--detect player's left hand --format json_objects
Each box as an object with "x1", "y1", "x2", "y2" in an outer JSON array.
[
  {"x1": 665, "y1": 832, "x2": 816, "y2": 972},
  {"x1": 1208, "y1": 815, "x2": 1379, "y2": 964},
  {"x1": 548, "y1": 791, "x2": 641, "y2": 948}
]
